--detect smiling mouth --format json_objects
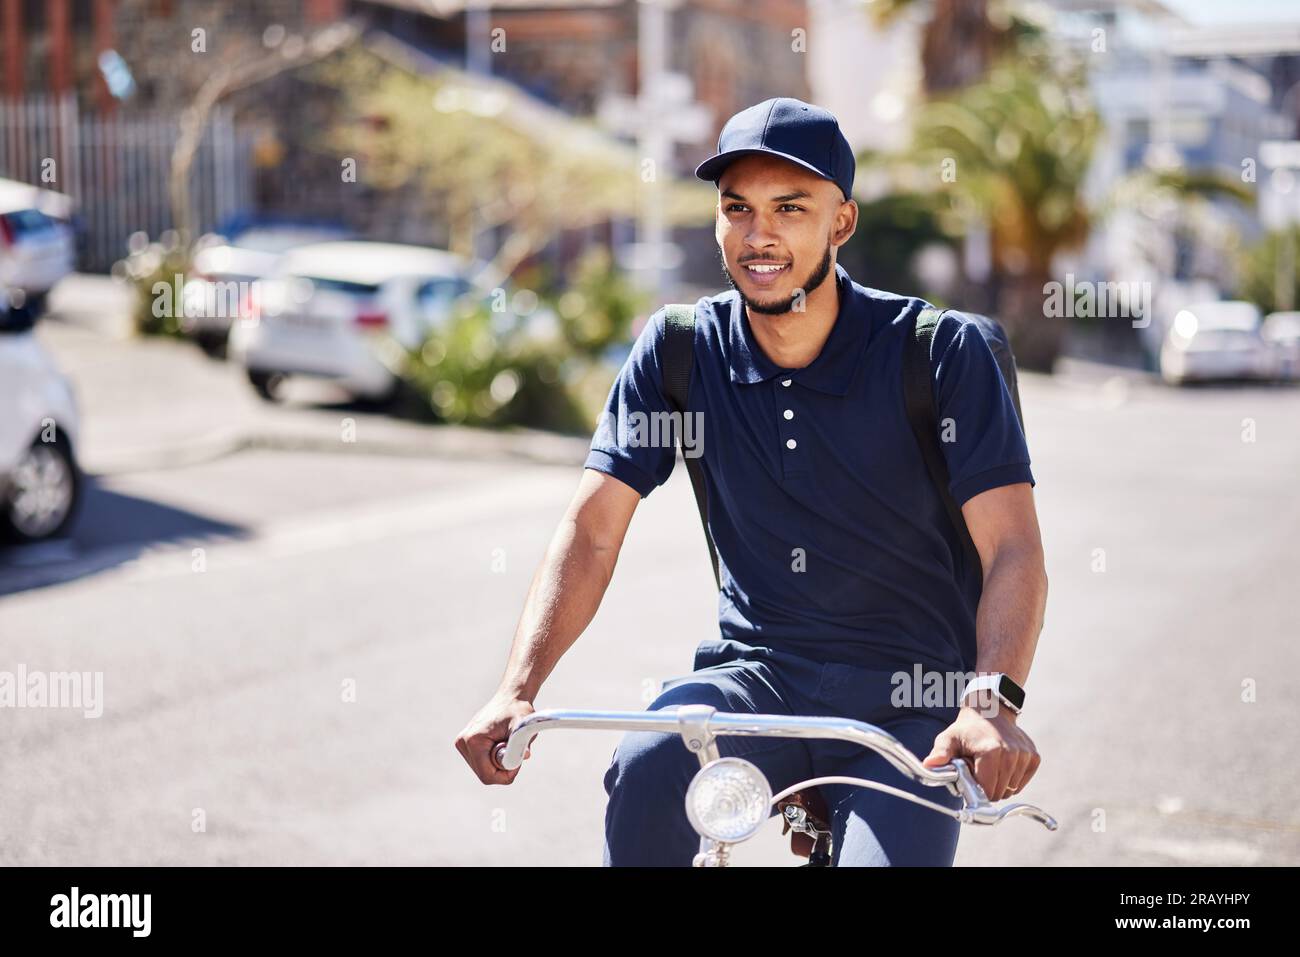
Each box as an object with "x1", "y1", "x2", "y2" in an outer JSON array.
[{"x1": 742, "y1": 262, "x2": 791, "y2": 279}]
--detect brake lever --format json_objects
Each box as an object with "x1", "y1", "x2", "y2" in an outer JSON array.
[
  {"x1": 947, "y1": 757, "x2": 1057, "y2": 830},
  {"x1": 988, "y1": 802, "x2": 1058, "y2": 829}
]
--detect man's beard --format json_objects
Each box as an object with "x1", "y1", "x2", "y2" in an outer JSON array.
[{"x1": 720, "y1": 243, "x2": 834, "y2": 316}]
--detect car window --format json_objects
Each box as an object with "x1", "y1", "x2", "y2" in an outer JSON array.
[
  {"x1": 416, "y1": 276, "x2": 475, "y2": 300},
  {"x1": 1, "y1": 209, "x2": 55, "y2": 238},
  {"x1": 415, "y1": 276, "x2": 476, "y2": 321},
  {"x1": 296, "y1": 275, "x2": 380, "y2": 296}
]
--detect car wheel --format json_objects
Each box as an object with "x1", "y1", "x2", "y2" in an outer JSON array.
[
  {"x1": 247, "y1": 370, "x2": 286, "y2": 402},
  {"x1": 0, "y1": 435, "x2": 81, "y2": 544},
  {"x1": 350, "y1": 376, "x2": 405, "y2": 412},
  {"x1": 195, "y1": 331, "x2": 229, "y2": 360}
]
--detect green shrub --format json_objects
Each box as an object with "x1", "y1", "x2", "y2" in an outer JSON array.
[
  {"x1": 553, "y1": 246, "x2": 645, "y2": 358},
  {"x1": 398, "y1": 247, "x2": 644, "y2": 433},
  {"x1": 396, "y1": 298, "x2": 597, "y2": 433},
  {"x1": 113, "y1": 230, "x2": 190, "y2": 339}
]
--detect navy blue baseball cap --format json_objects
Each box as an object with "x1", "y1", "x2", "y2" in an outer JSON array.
[{"x1": 695, "y1": 97, "x2": 855, "y2": 202}]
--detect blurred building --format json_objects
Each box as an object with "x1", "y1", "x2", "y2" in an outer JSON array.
[
  {"x1": 1037, "y1": 0, "x2": 1294, "y2": 355},
  {"x1": 0, "y1": 1, "x2": 350, "y2": 268},
  {"x1": 1, "y1": 1, "x2": 348, "y2": 108},
  {"x1": 807, "y1": 0, "x2": 921, "y2": 159},
  {"x1": 0, "y1": 0, "x2": 820, "y2": 292},
  {"x1": 349, "y1": 0, "x2": 815, "y2": 292}
]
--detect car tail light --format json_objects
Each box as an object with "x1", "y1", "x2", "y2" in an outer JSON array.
[
  {"x1": 355, "y1": 309, "x2": 388, "y2": 329},
  {"x1": 0, "y1": 216, "x2": 13, "y2": 247},
  {"x1": 239, "y1": 287, "x2": 261, "y2": 323}
]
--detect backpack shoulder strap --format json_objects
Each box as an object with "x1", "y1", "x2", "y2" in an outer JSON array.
[
  {"x1": 661, "y1": 304, "x2": 695, "y2": 412},
  {"x1": 903, "y1": 305, "x2": 985, "y2": 588},
  {"x1": 660, "y1": 303, "x2": 721, "y2": 591}
]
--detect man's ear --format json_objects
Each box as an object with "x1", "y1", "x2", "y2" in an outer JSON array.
[{"x1": 834, "y1": 200, "x2": 858, "y2": 246}]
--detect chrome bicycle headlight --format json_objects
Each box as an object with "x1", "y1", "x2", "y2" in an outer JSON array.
[{"x1": 684, "y1": 756, "x2": 771, "y2": 844}]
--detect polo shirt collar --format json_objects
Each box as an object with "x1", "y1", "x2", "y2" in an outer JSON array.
[{"x1": 727, "y1": 260, "x2": 866, "y2": 396}]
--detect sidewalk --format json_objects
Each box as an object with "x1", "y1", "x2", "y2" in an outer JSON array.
[{"x1": 40, "y1": 276, "x2": 592, "y2": 476}]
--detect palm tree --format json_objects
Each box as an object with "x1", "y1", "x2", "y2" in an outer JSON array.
[
  {"x1": 910, "y1": 64, "x2": 1257, "y2": 371},
  {"x1": 870, "y1": 0, "x2": 1024, "y2": 94},
  {"x1": 911, "y1": 57, "x2": 1100, "y2": 370}
]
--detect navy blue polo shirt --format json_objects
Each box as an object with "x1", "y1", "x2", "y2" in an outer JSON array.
[{"x1": 585, "y1": 261, "x2": 1034, "y2": 674}]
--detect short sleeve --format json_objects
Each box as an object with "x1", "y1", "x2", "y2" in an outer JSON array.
[
  {"x1": 584, "y1": 308, "x2": 678, "y2": 497},
  {"x1": 930, "y1": 312, "x2": 1035, "y2": 506}
]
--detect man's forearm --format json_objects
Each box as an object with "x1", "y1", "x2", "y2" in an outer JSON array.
[
  {"x1": 497, "y1": 515, "x2": 620, "y2": 702},
  {"x1": 972, "y1": 544, "x2": 1048, "y2": 688}
]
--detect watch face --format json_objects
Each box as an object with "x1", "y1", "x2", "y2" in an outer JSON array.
[{"x1": 997, "y1": 675, "x2": 1026, "y2": 710}]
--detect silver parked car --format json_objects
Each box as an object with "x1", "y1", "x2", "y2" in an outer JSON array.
[
  {"x1": 1262, "y1": 311, "x2": 1300, "y2": 382},
  {"x1": 227, "y1": 241, "x2": 551, "y2": 405},
  {"x1": 0, "y1": 177, "x2": 76, "y2": 319},
  {"x1": 181, "y1": 224, "x2": 354, "y2": 357},
  {"x1": 1159, "y1": 301, "x2": 1277, "y2": 386},
  {"x1": 0, "y1": 288, "x2": 81, "y2": 543}
]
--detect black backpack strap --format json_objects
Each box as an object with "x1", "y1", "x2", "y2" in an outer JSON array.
[
  {"x1": 661, "y1": 303, "x2": 721, "y2": 591},
  {"x1": 903, "y1": 305, "x2": 985, "y2": 588}
]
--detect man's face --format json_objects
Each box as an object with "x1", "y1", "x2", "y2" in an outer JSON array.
[{"x1": 715, "y1": 154, "x2": 855, "y2": 316}]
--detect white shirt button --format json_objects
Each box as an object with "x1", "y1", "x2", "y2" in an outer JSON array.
[
  {"x1": 783, "y1": 409, "x2": 794, "y2": 420},
  {"x1": 781, "y1": 379, "x2": 792, "y2": 387},
  {"x1": 786, "y1": 438, "x2": 797, "y2": 450}
]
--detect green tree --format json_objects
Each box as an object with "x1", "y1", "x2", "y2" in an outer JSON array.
[
  {"x1": 838, "y1": 191, "x2": 954, "y2": 296},
  {"x1": 1238, "y1": 226, "x2": 1300, "y2": 315},
  {"x1": 312, "y1": 46, "x2": 712, "y2": 288},
  {"x1": 912, "y1": 56, "x2": 1100, "y2": 370},
  {"x1": 870, "y1": 0, "x2": 1034, "y2": 95}
]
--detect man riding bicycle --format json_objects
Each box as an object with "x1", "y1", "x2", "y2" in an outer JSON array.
[{"x1": 455, "y1": 97, "x2": 1048, "y2": 866}]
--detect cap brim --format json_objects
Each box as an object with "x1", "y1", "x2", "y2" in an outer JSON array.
[{"x1": 694, "y1": 147, "x2": 833, "y2": 187}]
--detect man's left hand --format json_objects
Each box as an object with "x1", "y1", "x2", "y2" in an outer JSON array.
[{"x1": 921, "y1": 707, "x2": 1041, "y2": 801}]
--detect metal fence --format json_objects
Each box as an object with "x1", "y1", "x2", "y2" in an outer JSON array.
[{"x1": 0, "y1": 94, "x2": 254, "y2": 272}]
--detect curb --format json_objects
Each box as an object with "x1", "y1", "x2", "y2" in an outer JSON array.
[{"x1": 82, "y1": 422, "x2": 593, "y2": 477}]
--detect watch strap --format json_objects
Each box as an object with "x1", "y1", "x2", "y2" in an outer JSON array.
[{"x1": 960, "y1": 673, "x2": 1025, "y2": 714}]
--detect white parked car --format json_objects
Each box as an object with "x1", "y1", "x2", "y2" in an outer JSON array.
[
  {"x1": 228, "y1": 241, "x2": 514, "y2": 403},
  {"x1": 0, "y1": 291, "x2": 81, "y2": 543},
  {"x1": 0, "y1": 178, "x2": 77, "y2": 318},
  {"x1": 182, "y1": 223, "x2": 353, "y2": 357},
  {"x1": 1159, "y1": 301, "x2": 1277, "y2": 386},
  {"x1": 1262, "y1": 311, "x2": 1300, "y2": 382}
]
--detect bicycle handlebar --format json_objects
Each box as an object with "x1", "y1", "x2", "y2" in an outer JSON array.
[{"x1": 488, "y1": 707, "x2": 1057, "y2": 830}]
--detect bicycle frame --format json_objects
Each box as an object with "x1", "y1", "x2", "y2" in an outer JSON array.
[{"x1": 492, "y1": 704, "x2": 1057, "y2": 867}]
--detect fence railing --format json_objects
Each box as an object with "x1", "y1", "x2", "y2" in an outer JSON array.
[{"x1": 0, "y1": 94, "x2": 253, "y2": 272}]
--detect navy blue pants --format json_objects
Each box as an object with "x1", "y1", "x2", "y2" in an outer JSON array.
[{"x1": 602, "y1": 639, "x2": 964, "y2": 866}]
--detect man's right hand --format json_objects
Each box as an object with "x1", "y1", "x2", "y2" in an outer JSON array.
[{"x1": 454, "y1": 694, "x2": 537, "y2": 785}]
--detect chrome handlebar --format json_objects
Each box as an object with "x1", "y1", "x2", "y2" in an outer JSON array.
[{"x1": 489, "y1": 706, "x2": 1057, "y2": 830}]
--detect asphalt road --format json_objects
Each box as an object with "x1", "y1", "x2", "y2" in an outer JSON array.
[{"x1": 1, "y1": 300, "x2": 1298, "y2": 866}]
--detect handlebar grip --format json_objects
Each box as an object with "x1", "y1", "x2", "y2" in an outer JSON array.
[{"x1": 490, "y1": 742, "x2": 508, "y2": 772}]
